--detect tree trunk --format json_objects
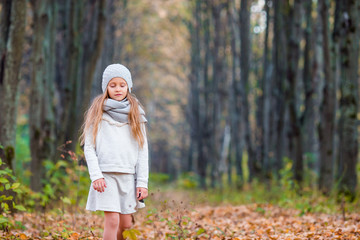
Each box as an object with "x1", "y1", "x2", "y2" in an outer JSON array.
[
  {"x1": 318, "y1": 0, "x2": 336, "y2": 194},
  {"x1": 0, "y1": 0, "x2": 27, "y2": 171},
  {"x1": 188, "y1": 1, "x2": 207, "y2": 184},
  {"x1": 29, "y1": 0, "x2": 48, "y2": 191},
  {"x1": 194, "y1": 0, "x2": 206, "y2": 182},
  {"x1": 0, "y1": 0, "x2": 27, "y2": 213},
  {"x1": 228, "y1": 2, "x2": 243, "y2": 188},
  {"x1": 62, "y1": 0, "x2": 106, "y2": 151},
  {"x1": 197, "y1": 0, "x2": 212, "y2": 189},
  {"x1": 239, "y1": 0, "x2": 257, "y2": 181},
  {"x1": 310, "y1": 1, "x2": 324, "y2": 179},
  {"x1": 80, "y1": 0, "x2": 106, "y2": 129},
  {"x1": 302, "y1": 0, "x2": 317, "y2": 173},
  {"x1": 272, "y1": 0, "x2": 287, "y2": 174},
  {"x1": 65, "y1": 0, "x2": 84, "y2": 149},
  {"x1": 285, "y1": 0, "x2": 303, "y2": 184},
  {"x1": 209, "y1": 0, "x2": 226, "y2": 188},
  {"x1": 114, "y1": 0, "x2": 128, "y2": 64},
  {"x1": 54, "y1": 0, "x2": 70, "y2": 152},
  {"x1": 335, "y1": 0, "x2": 360, "y2": 198},
  {"x1": 260, "y1": 0, "x2": 273, "y2": 180},
  {"x1": 29, "y1": 0, "x2": 57, "y2": 192},
  {"x1": 219, "y1": 124, "x2": 231, "y2": 189},
  {"x1": 93, "y1": 0, "x2": 116, "y2": 97}
]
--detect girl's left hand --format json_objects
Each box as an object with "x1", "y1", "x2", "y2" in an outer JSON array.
[{"x1": 136, "y1": 187, "x2": 148, "y2": 201}]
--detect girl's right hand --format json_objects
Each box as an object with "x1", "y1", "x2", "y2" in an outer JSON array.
[{"x1": 92, "y1": 178, "x2": 107, "y2": 192}]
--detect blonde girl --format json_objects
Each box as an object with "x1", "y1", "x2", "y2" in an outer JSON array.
[{"x1": 80, "y1": 63, "x2": 149, "y2": 240}]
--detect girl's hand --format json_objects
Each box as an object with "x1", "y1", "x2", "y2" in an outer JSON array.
[
  {"x1": 92, "y1": 178, "x2": 107, "y2": 192},
  {"x1": 136, "y1": 187, "x2": 148, "y2": 201}
]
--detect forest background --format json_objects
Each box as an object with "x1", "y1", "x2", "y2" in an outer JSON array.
[{"x1": 0, "y1": 0, "x2": 360, "y2": 238}]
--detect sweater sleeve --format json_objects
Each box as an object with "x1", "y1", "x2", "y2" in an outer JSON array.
[
  {"x1": 135, "y1": 123, "x2": 149, "y2": 189},
  {"x1": 84, "y1": 127, "x2": 104, "y2": 182}
]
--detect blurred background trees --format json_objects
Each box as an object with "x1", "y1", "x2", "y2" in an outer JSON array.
[
  {"x1": 187, "y1": 0, "x2": 360, "y2": 199},
  {"x1": 0, "y1": 0, "x2": 359, "y2": 201}
]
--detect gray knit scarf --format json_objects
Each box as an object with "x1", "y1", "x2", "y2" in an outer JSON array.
[{"x1": 103, "y1": 98, "x2": 147, "y2": 123}]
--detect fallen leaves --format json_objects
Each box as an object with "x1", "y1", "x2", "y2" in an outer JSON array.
[{"x1": 0, "y1": 202, "x2": 359, "y2": 239}]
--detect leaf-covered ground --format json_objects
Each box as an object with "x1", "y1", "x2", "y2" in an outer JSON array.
[{"x1": 2, "y1": 201, "x2": 360, "y2": 239}]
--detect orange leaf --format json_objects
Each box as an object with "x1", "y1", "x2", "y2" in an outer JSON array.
[
  {"x1": 19, "y1": 233, "x2": 27, "y2": 240},
  {"x1": 70, "y1": 232, "x2": 79, "y2": 240}
]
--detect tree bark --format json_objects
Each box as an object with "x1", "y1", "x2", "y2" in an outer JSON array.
[
  {"x1": 302, "y1": 0, "x2": 317, "y2": 172},
  {"x1": 335, "y1": 0, "x2": 360, "y2": 198},
  {"x1": 0, "y1": 0, "x2": 27, "y2": 213},
  {"x1": 0, "y1": 0, "x2": 27, "y2": 171},
  {"x1": 285, "y1": 0, "x2": 303, "y2": 184},
  {"x1": 209, "y1": 0, "x2": 226, "y2": 188},
  {"x1": 29, "y1": 0, "x2": 57, "y2": 192},
  {"x1": 201, "y1": 1, "x2": 212, "y2": 189},
  {"x1": 228, "y1": 2, "x2": 243, "y2": 188},
  {"x1": 93, "y1": 0, "x2": 116, "y2": 97},
  {"x1": 239, "y1": 0, "x2": 257, "y2": 181},
  {"x1": 188, "y1": 0, "x2": 203, "y2": 175},
  {"x1": 66, "y1": 0, "x2": 84, "y2": 149},
  {"x1": 58, "y1": 0, "x2": 84, "y2": 151},
  {"x1": 62, "y1": 0, "x2": 107, "y2": 151},
  {"x1": 318, "y1": 0, "x2": 336, "y2": 194},
  {"x1": 310, "y1": 1, "x2": 324, "y2": 179},
  {"x1": 260, "y1": 0, "x2": 273, "y2": 180},
  {"x1": 80, "y1": 0, "x2": 106, "y2": 126},
  {"x1": 272, "y1": 0, "x2": 287, "y2": 175}
]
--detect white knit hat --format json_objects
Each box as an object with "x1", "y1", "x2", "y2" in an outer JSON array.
[{"x1": 102, "y1": 63, "x2": 133, "y2": 93}]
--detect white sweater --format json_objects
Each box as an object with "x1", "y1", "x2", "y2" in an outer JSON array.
[{"x1": 84, "y1": 112, "x2": 149, "y2": 189}]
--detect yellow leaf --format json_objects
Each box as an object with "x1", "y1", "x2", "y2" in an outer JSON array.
[{"x1": 123, "y1": 229, "x2": 141, "y2": 240}]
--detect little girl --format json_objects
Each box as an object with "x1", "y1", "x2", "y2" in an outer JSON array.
[{"x1": 80, "y1": 63, "x2": 149, "y2": 240}]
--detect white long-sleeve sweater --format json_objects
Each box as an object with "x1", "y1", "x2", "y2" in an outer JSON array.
[{"x1": 84, "y1": 112, "x2": 149, "y2": 189}]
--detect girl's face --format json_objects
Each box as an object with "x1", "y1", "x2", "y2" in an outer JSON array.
[{"x1": 107, "y1": 77, "x2": 128, "y2": 101}]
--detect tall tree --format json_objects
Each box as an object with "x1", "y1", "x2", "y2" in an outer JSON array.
[
  {"x1": 29, "y1": 0, "x2": 57, "y2": 191},
  {"x1": 93, "y1": 0, "x2": 116, "y2": 97},
  {"x1": 318, "y1": 0, "x2": 336, "y2": 194},
  {"x1": 200, "y1": 0, "x2": 212, "y2": 189},
  {"x1": 302, "y1": 0, "x2": 317, "y2": 172},
  {"x1": 285, "y1": 0, "x2": 303, "y2": 184},
  {"x1": 209, "y1": 0, "x2": 227, "y2": 188},
  {"x1": 187, "y1": 0, "x2": 207, "y2": 188},
  {"x1": 228, "y1": 0, "x2": 244, "y2": 187},
  {"x1": 80, "y1": 0, "x2": 106, "y2": 128},
  {"x1": 239, "y1": 0, "x2": 257, "y2": 181},
  {"x1": 272, "y1": 0, "x2": 287, "y2": 174},
  {"x1": 62, "y1": 0, "x2": 84, "y2": 150},
  {"x1": 335, "y1": 0, "x2": 360, "y2": 198},
  {"x1": 0, "y1": 0, "x2": 27, "y2": 170},
  {"x1": 259, "y1": 0, "x2": 273, "y2": 181},
  {"x1": 55, "y1": 0, "x2": 84, "y2": 153}
]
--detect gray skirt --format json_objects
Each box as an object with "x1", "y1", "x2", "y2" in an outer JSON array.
[{"x1": 86, "y1": 172, "x2": 145, "y2": 214}]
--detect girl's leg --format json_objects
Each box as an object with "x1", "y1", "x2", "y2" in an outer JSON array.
[
  {"x1": 103, "y1": 211, "x2": 120, "y2": 240},
  {"x1": 117, "y1": 214, "x2": 133, "y2": 240}
]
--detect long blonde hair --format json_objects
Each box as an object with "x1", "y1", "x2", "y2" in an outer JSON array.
[{"x1": 79, "y1": 90, "x2": 146, "y2": 148}]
